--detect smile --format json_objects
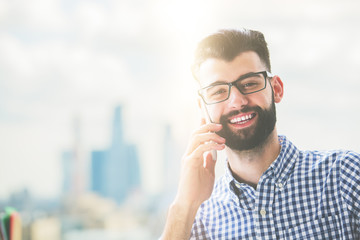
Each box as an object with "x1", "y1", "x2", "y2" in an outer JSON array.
[{"x1": 229, "y1": 113, "x2": 256, "y2": 124}]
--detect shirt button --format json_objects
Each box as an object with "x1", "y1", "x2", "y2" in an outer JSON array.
[
  {"x1": 277, "y1": 182, "x2": 284, "y2": 190},
  {"x1": 260, "y1": 209, "x2": 267, "y2": 216}
]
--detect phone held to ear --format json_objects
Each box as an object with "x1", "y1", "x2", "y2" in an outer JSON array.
[{"x1": 201, "y1": 100, "x2": 217, "y2": 161}]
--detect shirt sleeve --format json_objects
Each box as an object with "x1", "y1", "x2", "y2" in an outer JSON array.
[
  {"x1": 339, "y1": 151, "x2": 360, "y2": 233},
  {"x1": 190, "y1": 210, "x2": 210, "y2": 240}
]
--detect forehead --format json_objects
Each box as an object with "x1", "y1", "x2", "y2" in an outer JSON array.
[{"x1": 197, "y1": 51, "x2": 266, "y2": 87}]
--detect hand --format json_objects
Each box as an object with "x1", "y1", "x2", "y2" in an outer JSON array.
[
  {"x1": 161, "y1": 120, "x2": 225, "y2": 240},
  {"x1": 174, "y1": 120, "x2": 226, "y2": 209}
]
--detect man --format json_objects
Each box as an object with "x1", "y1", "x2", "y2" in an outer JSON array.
[{"x1": 161, "y1": 28, "x2": 360, "y2": 239}]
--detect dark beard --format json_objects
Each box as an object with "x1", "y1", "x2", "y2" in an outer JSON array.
[{"x1": 217, "y1": 97, "x2": 277, "y2": 151}]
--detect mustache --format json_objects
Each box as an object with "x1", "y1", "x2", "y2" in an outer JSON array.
[{"x1": 220, "y1": 106, "x2": 261, "y2": 120}]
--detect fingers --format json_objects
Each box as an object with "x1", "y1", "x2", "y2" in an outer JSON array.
[
  {"x1": 182, "y1": 122, "x2": 226, "y2": 170},
  {"x1": 184, "y1": 140, "x2": 225, "y2": 169},
  {"x1": 203, "y1": 152, "x2": 216, "y2": 172},
  {"x1": 191, "y1": 141, "x2": 225, "y2": 159},
  {"x1": 186, "y1": 123, "x2": 225, "y2": 154},
  {"x1": 199, "y1": 117, "x2": 206, "y2": 126},
  {"x1": 188, "y1": 132, "x2": 225, "y2": 151},
  {"x1": 195, "y1": 122, "x2": 223, "y2": 134}
]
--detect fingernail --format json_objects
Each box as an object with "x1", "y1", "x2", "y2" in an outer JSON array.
[{"x1": 217, "y1": 144, "x2": 225, "y2": 149}]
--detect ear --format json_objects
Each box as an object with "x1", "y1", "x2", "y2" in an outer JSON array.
[{"x1": 271, "y1": 75, "x2": 284, "y2": 103}]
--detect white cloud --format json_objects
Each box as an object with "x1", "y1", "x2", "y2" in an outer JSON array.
[{"x1": 2, "y1": 0, "x2": 67, "y2": 32}]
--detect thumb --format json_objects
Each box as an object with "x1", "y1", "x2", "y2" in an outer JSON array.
[{"x1": 199, "y1": 117, "x2": 206, "y2": 126}]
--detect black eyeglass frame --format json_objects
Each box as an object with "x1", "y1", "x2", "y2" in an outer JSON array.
[{"x1": 198, "y1": 71, "x2": 273, "y2": 105}]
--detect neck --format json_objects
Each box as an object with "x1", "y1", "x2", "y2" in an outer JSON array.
[{"x1": 226, "y1": 130, "x2": 281, "y2": 189}]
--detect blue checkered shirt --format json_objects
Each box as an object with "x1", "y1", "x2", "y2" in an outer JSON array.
[{"x1": 190, "y1": 135, "x2": 360, "y2": 239}]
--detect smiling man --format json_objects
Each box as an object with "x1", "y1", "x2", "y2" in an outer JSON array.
[{"x1": 161, "y1": 28, "x2": 360, "y2": 239}]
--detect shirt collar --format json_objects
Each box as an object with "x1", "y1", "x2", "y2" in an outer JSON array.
[{"x1": 225, "y1": 135, "x2": 299, "y2": 190}]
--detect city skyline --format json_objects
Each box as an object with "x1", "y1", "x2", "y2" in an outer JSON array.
[
  {"x1": 1, "y1": 0, "x2": 360, "y2": 201},
  {"x1": 90, "y1": 105, "x2": 141, "y2": 204}
]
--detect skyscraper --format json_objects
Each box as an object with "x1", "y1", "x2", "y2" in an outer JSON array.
[{"x1": 90, "y1": 106, "x2": 141, "y2": 204}]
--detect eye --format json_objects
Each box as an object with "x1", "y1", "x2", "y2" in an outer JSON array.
[
  {"x1": 242, "y1": 82, "x2": 259, "y2": 88},
  {"x1": 204, "y1": 85, "x2": 229, "y2": 102},
  {"x1": 237, "y1": 74, "x2": 264, "y2": 92},
  {"x1": 212, "y1": 88, "x2": 227, "y2": 95}
]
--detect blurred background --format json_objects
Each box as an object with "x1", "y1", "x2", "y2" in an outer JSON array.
[{"x1": 1, "y1": 0, "x2": 360, "y2": 239}]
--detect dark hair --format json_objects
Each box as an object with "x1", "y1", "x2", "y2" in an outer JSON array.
[{"x1": 191, "y1": 28, "x2": 271, "y2": 81}]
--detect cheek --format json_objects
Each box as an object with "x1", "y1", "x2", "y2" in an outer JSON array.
[
  {"x1": 266, "y1": 91, "x2": 275, "y2": 107},
  {"x1": 207, "y1": 105, "x2": 223, "y2": 123},
  {"x1": 257, "y1": 89, "x2": 273, "y2": 108}
]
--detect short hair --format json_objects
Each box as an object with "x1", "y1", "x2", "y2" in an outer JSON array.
[{"x1": 191, "y1": 28, "x2": 271, "y2": 81}]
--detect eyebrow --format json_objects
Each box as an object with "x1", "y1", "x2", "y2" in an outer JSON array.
[{"x1": 206, "y1": 71, "x2": 258, "y2": 87}]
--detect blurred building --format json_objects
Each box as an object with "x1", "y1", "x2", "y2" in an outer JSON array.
[
  {"x1": 30, "y1": 217, "x2": 61, "y2": 240},
  {"x1": 62, "y1": 117, "x2": 87, "y2": 196},
  {"x1": 90, "y1": 106, "x2": 141, "y2": 204}
]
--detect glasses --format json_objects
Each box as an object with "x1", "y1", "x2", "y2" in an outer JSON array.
[{"x1": 198, "y1": 71, "x2": 273, "y2": 105}]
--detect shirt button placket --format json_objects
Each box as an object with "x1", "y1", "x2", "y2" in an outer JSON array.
[
  {"x1": 260, "y1": 209, "x2": 267, "y2": 216},
  {"x1": 276, "y1": 182, "x2": 284, "y2": 191},
  {"x1": 256, "y1": 177, "x2": 278, "y2": 239}
]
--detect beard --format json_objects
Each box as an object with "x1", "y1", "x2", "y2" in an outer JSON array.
[{"x1": 217, "y1": 96, "x2": 277, "y2": 151}]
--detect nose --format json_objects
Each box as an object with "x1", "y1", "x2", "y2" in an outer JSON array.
[{"x1": 227, "y1": 85, "x2": 248, "y2": 109}]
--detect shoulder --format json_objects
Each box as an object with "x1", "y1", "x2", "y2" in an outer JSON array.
[
  {"x1": 297, "y1": 149, "x2": 359, "y2": 170},
  {"x1": 337, "y1": 151, "x2": 360, "y2": 212},
  {"x1": 299, "y1": 149, "x2": 360, "y2": 212},
  {"x1": 337, "y1": 150, "x2": 360, "y2": 175},
  {"x1": 291, "y1": 149, "x2": 360, "y2": 191}
]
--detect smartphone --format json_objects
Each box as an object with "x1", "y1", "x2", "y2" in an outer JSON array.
[{"x1": 200, "y1": 99, "x2": 217, "y2": 161}]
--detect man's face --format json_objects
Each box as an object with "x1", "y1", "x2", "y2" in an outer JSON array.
[{"x1": 197, "y1": 51, "x2": 282, "y2": 151}]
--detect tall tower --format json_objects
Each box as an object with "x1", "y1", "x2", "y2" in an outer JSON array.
[
  {"x1": 111, "y1": 106, "x2": 124, "y2": 147},
  {"x1": 90, "y1": 105, "x2": 141, "y2": 204}
]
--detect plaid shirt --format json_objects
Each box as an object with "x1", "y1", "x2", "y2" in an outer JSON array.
[{"x1": 191, "y1": 135, "x2": 360, "y2": 239}]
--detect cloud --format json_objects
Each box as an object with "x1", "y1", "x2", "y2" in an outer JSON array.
[{"x1": 1, "y1": 0, "x2": 360, "y2": 198}]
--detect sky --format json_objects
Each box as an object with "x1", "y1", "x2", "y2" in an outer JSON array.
[{"x1": 1, "y1": 0, "x2": 360, "y2": 199}]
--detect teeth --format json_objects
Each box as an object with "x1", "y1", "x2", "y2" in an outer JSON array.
[{"x1": 230, "y1": 114, "x2": 254, "y2": 123}]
